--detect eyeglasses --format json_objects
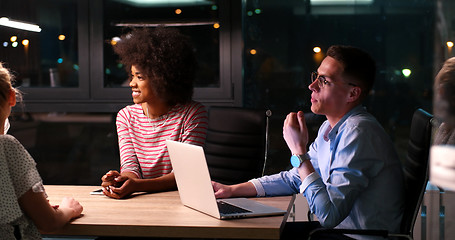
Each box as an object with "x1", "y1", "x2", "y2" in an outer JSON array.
[
  {"x1": 311, "y1": 72, "x2": 329, "y2": 88},
  {"x1": 310, "y1": 71, "x2": 357, "y2": 88}
]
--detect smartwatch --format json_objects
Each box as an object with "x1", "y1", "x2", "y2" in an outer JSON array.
[{"x1": 290, "y1": 153, "x2": 310, "y2": 168}]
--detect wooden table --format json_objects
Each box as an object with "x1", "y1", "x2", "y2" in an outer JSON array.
[{"x1": 42, "y1": 185, "x2": 295, "y2": 239}]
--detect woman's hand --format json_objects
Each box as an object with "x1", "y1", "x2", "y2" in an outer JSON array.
[
  {"x1": 19, "y1": 190, "x2": 84, "y2": 232},
  {"x1": 103, "y1": 175, "x2": 137, "y2": 199},
  {"x1": 101, "y1": 170, "x2": 122, "y2": 188},
  {"x1": 59, "y1": 197, "x2": 83, "y2": 219}
]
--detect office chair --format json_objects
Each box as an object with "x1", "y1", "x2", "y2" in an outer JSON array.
[
  {"x1": 308, "y1": 108, "x2": 433, "y2": 240},
  {"x1": 204, "y1": 106, "x2": 271, "y2": 185}
]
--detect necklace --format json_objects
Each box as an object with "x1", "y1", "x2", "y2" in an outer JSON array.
[
  {"x1": 143, "y1": 105, "x2": 152, "y2": 123},
  {"x1": 143, "y1": 105, "x2": 169, "y2": 129}
]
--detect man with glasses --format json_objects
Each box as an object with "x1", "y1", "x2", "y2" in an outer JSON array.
[{"x1": 212, "y1": 45, "x2": 404, "y2": 239}]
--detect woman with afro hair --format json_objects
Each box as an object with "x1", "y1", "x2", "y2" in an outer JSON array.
[{"x1": 101, "y1": 27, "x2": 208, "y2": 199}]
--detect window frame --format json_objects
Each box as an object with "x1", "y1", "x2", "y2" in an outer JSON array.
[
  {"x1": 18, "y1": 0, "x2": 90, "y2": 101},
  {"x1": 19, "y1": 0, "x2": 243, "y2": 112}
]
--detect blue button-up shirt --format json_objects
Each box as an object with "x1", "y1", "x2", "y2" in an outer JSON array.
[{"x1": 251, "y1": 106, "x2": 404, "y2": 234}]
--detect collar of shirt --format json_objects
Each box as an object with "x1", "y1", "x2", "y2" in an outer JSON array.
[{"x1": 323, "y1": 105, "x2": 366, "y2": 142}]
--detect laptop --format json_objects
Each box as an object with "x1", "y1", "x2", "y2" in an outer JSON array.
[{"x1": 165, "y1": 140, "x2": 287, "y2": 220}]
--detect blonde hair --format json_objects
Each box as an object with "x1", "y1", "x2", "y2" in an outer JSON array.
[
  {"x1": 434, "y1": 57, "x2": 455, "y2": 124},
  {"x1": 0, "y1": 63, "x2": 21, "y2": 104}
]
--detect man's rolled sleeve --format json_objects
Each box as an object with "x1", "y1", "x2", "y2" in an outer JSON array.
[
  {"x1": 251, "y1": 168, "x2": 302, "y2": 197},
  {"x1": 299, "y1": 171, "x2": 321, "y2": 194},
  {"x1": 249, "y1": 179, "x2": 266, "y2": 197}
]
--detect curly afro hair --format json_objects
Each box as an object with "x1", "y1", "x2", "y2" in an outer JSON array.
[{"x1": 113, "y1": 26, "x2": 197, "y2": 106}]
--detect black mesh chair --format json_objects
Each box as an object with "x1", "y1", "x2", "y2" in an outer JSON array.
[
  {"x1": 204, "y1": 106, "x2": 271, "y2": 185},
  {"x1": 308, "y1": 108, "x2": 433, "y2": 240}
]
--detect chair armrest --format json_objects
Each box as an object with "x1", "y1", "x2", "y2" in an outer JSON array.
[
  {"x1": 308, "y1": 228, "x2": 389, "y2": 240},
  {"x1": 308, "y1": 228, "x2": 414, "y2": 240}
]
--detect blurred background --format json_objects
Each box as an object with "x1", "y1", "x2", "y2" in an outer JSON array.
[{"x1": 2, "y1": 1, "x2": 454, "y2": 238}]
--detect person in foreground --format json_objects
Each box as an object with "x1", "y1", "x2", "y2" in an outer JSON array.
[
  {"x1": 212, "y1": 45, "x2": 404, "y2": 239},
  {"x1": 101, "y1": 27, "x2": 208, "y2": 199},
  {"x1": 430, "y1": 57, "x2": 455, "y2": 192},
  {"x1": 0, "y1": 63, "x2": 83, "y2": 239},
  {"x1": 433, "y1": 57, "x2": 455, "y2": 145}
]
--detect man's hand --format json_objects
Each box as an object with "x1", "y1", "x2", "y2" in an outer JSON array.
[
  {"x1": 283, "y1": 111, "x2": 309, "y2": 155},
  {"x1": 212, "y1": 181, "x2": 258, "y2": 199},
  {"x1": 212, "y1": 181, "x2": 233, "y2": 199}
]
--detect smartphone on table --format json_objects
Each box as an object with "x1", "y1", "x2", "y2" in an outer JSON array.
[{"x1": 90, "y1": 188, "x2": 104, "y2": 195}]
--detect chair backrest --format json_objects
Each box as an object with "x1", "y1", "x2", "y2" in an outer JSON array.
[
  {"x1": 401, "y1": 108, "x2": 433, "y2": 235},
  {"x1": 204, "y1": 106, "x2": 269, "y2": 185}
]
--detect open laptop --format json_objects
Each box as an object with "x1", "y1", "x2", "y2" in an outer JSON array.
[{"x1": 165, "y1": 140, "x2": 287, "y2": 219}]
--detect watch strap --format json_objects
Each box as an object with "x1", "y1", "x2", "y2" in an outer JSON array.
[{"x1": 290, "y1": 153, "x2": 310, "y2": 167}]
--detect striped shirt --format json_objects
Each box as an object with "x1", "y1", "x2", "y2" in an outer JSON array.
[{"x1": 116, "y1": 101, "x2": 208, "y2": 179}]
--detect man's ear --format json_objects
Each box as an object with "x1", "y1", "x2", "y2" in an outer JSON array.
[
  {"x1": 8, "y1": 89, "x2": 16, "y2": 107},
  {"x1": 347, "y1": 86, "x2": 361, "y2": 103}
]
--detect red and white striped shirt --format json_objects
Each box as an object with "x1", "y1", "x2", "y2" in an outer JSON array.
[{"x1": 116, "y1": 101, "x2": 208, "y2": 179}]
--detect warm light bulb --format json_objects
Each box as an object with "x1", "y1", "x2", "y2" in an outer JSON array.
[
  {"x1": 313, "y1": 47, "x2": 321, "y2": 53},
  {"x1": 213, "y1": 23, "x2": 220, "y2": 29},
  {"x1": 250, "y1": 49, "x2": 257, "y2": 55},
  {"x1": 175, "y1": 9, "x2": 182, "y2": 14},
  {"x1": 22, "y1": 39, "x2": 29, "y2": 46},
  {"x1": 10, "y1": 36, "x2": 17, "y2": 42},
  {"x1": 447, "y1": 41, "x2": 454, "y2": 48},
  {"x1": 58, "y1": 35, "x2": 66, "y2": 41},
  {"x1": 111, "y1": 37, "x2": 121, "y2": 46}
]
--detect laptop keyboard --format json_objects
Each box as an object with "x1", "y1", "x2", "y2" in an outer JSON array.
[{"x1": 217, "y1": 201, "x2": 252, "y2": 214}]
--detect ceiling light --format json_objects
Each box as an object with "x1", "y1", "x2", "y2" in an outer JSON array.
[
  {"x1": 115, "y1": 21, "x2": 216, "y2": 27},
  {"x1": 0, "y1": 17, "x2": 41, "y2": 32},
  {"x1": 310, "y1": 0, "x2": 373, "y2": 6},
  {"x1": 116, "y1": 0, "x2": 212, "y2": 7}
]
